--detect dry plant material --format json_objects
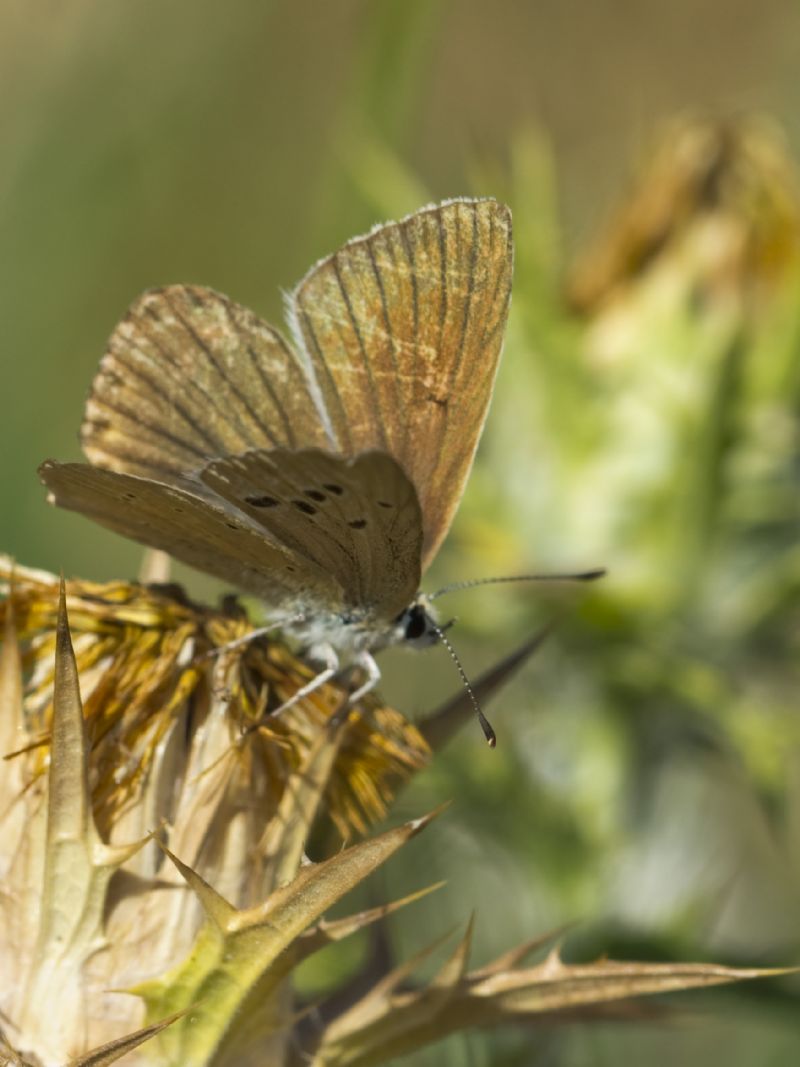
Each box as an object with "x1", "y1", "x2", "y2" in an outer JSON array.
[{"x1": 0, "y1": 560, "x2": 788, "y2": 1065}]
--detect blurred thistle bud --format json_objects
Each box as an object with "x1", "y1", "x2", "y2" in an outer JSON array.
[{"x1": 568, "y1": 117, "x2": 800, "y2": 365}]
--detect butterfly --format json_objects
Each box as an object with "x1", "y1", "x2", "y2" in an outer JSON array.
[{"x1": 40, "y1": 198, "x2": 514, "y2": 743}]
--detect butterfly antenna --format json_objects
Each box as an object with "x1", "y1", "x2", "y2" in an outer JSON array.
[
  {"x1": 430, "y1": 621, "x2": 496, "y2": 748},
  {"x1": 428, "y1": 568, "x2": 606, "y2": 602}
]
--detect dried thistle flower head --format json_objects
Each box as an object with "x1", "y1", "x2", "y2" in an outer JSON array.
[
  {"x1": 0, "y1": 557, "x2": 786, "y2": 1065},
  {"x1": 0, "y1": 556, "x2": 429, "y2": 845}
]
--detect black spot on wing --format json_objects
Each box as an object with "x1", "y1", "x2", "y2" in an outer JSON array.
[
  {"x1": 245, "y1": 494, "x2": 280, "y2": 508},
  {"x1": 292, "y1": 499, "x2": 317, "y2": 515}
]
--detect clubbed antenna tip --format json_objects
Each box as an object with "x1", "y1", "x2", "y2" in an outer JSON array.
[{"x1": 431, "y1": 621, "x2": 497, "y2": 748}]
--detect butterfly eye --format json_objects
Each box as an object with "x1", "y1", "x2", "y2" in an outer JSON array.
[{"x1": 404, "y1": 607, "x2": 427, "y2": 640}]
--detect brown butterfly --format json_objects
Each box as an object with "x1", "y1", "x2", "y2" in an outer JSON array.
[{"x1": 40, "y1": 199, "x2": 516, "y2": 742}]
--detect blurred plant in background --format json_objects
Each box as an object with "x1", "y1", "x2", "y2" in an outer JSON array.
[{"x1": 419, "y1": 114, "x2": 800, "y2": 1053}]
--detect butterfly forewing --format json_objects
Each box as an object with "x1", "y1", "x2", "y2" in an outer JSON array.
[
  {"x1": 200, "y1": 449, "x2": 423, "y2": 620},
  {"x1": 81, "y1": 285, "x2": 331, "y2": 481},
  {"x1": 39, "y1": 460, "x2": 343, "y2": 609},
  {"x1": 288, "y1": 198, "x2": 513, "y2": 569}
]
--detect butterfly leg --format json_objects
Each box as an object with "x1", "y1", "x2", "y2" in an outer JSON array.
[
  {"x1": 270, "y1": 642, "x2": 339, "y2": 716},
  {"x1": 346, "y1": 651, "x2": 382, "y2": 705},
  {"x1": 203, "y1": 623, "x2": 282, "y2": 660},
  {"x1": 203, "y1": 612, "x2": 308, "y2": 660}
]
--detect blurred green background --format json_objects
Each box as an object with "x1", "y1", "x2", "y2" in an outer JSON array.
[{"x1": 5, "y1": 1, "x2": 800, "y2": 1063}]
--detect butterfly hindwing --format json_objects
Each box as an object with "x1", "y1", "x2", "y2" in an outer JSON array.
[
  {"x1": 200, "y1": 449, "x2": 423, "y2": 620},
  {"x1": 39, "y1": 460, "x2": 343, "y2": 610},
  {"x1": 288, "y1": 198, "x2": 513, "y2": 569}
]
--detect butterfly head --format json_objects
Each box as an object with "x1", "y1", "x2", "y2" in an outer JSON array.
[{"x1": 393, "y1": 596, "x2": 442, "y2": 650}]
